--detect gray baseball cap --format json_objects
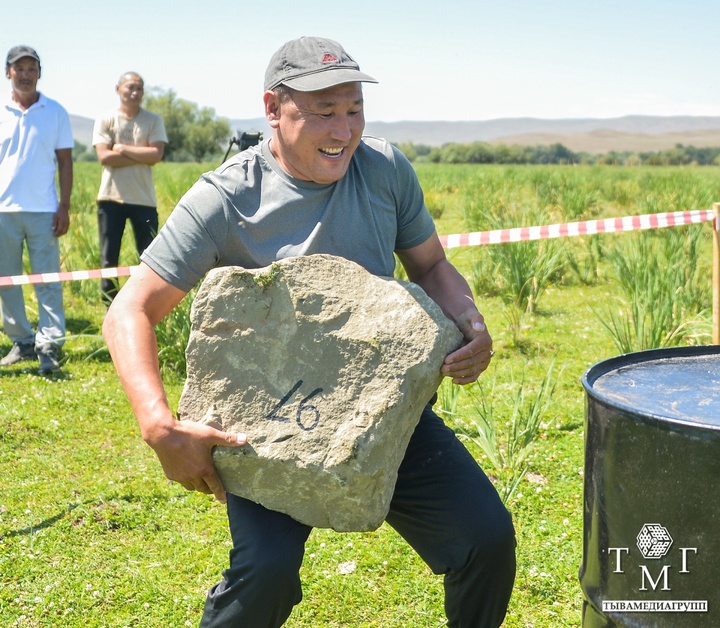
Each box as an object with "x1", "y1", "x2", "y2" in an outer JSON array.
[
  {"x1": 6, "y1": 45, "x2": 40, "y2": 66},
  {"x1": 264, "y1": 36, "x2": 377, "y2": 92}
]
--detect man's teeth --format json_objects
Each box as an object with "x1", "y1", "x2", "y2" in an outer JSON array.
[{"x1": 322, "y1": 147, "x2": 343, "y2": 155}]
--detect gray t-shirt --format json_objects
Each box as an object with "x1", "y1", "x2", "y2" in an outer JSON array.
[{"x1": 142, "y1": 135, "x2": 435, "y2": 292}]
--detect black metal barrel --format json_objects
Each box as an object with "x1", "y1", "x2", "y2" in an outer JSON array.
[{"x1": 581, "y1": 346, "x2": 720, "y2": 627}]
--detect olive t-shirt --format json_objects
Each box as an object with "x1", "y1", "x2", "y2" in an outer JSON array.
[{"x1": 93, "y1": 108, "x2": 167, "y2": 207}]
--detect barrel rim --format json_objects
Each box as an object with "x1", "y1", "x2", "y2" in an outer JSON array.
[{"x1": 582, "y1": 345, "x2": 720, "y2": 430}]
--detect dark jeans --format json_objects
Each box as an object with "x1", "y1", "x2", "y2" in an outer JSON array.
[
  {"x1": 97, "y1": 201, "x2": 158, "y2": 303},
  {"x1": 200, "y1": 406, "x2": 516, "y2": 627}
]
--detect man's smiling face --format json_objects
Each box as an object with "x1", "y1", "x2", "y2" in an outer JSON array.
[{"x1": 265, "y1": 82, "x2": 365, "y2": 185}]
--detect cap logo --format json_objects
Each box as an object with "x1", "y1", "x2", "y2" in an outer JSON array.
[{"x1": 321, "y1": 53, "x2": 338, "y2": 64}]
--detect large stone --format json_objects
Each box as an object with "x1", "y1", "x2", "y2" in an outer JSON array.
[{"x1": 178, "y1": 254, "x2": 462, "y2": 531}]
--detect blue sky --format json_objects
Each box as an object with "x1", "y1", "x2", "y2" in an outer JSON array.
[{"x1": 5, "y1": 0, "x2": 719, "y2": 122}]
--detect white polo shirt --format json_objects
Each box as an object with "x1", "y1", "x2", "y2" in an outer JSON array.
[{"x1": 0, "y1": 92, "x2": 73, "y2": 213}]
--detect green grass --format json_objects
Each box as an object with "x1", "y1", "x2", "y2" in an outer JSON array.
[{"x1": 1, "y1": 162, "x2": 718, "y2": 626}]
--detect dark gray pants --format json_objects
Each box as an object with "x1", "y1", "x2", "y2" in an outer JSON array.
[
  {"x1": 97, "y1": 201, "x2": 158, "y2": 303},
  {"x1": 200, "y1": 406, "x2": 516, "y2": 627}
]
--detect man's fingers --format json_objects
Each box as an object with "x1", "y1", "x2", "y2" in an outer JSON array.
[
  {"x1": 202, "y1": 432, "x2": 245, "y2": 502},
  {"x1": 173, "y1": 471, "x2": 226, "y2": 503},
  {"x1": 442, "y1": 343, "x2": 495, "y2": 384},
  {"x1": 204, "y1": 473, "x2": 229, "y2": 504}
]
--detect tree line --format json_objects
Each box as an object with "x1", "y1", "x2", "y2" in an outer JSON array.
[{"x1": 395, "y1": 141, "x2": 720, "y2": 166}]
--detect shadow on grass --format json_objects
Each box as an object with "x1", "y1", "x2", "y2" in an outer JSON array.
[
  {"x1": 66, "y1": 317, "x2": 98, "y2": 335},
  {"x1": 0, "y1": 501, "x2": 88, "y2": 539},
  {"x1": 0, "y1": 348, "x2": 110, "y2": 377},
  {"x1": 0, "y1": 328, "x2": 113, "y2": 372},
  {"x1": 0, "y1": 361, "x2": 73, "y2": 380},
  {"x1": 1, "y1": 493, "x2": 181, "y2": 540}
]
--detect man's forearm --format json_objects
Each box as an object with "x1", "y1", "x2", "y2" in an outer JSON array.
[
  {"x1": 413, "y1": 258, "x2": 478, "y2": 324},
  {"x1": 103, "y1": 305, "x2": 177, "y2": 444},
  {"x1": 57, "y1": 150, "x2": 73, "y2": 207},
  {"x1": 114, "y1": 144, "x2": 164, "y2": 165}
]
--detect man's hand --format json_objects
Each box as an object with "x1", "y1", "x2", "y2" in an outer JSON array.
[
  {"x1": 148, "y1": 420, "x2": 247, "y2": 503},
  {"x1": 440, "y1": 309, "x2": 494, "y2": 385},
  {"x1": 52, "y1": 204, "x2": 70, "y2": 236}
]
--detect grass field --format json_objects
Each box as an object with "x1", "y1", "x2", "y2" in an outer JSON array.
[{"x1": 1, "y1": 162, "x2": 718, "y2": 627}]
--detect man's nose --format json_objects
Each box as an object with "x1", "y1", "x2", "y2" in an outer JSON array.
[{"x1": 329, "y1": 116, "x2": 353, "y2": 141}]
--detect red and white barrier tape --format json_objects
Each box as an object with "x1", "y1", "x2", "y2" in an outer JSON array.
[
  {"x1": 0, "y1": 209, "x2": 716, "y2": 286},
  {"x1": 439, "y1": 208, "x2": 716, "y2": 249},
  {"x1": 0, "y1": 265, "x2": 136, "y2": 287}
]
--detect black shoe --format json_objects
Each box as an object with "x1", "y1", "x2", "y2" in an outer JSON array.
[
  {"x1": 0, "y1": 341, "x2": 36, "y2": 366},
  {"x1": 37, "y1": 344, "x2": 61, "y2": 374}
]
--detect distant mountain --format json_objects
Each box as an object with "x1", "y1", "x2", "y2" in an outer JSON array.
[
  {"x1": 70, "y1": 115, "x2": 95, "y2": 148},
  {"x1": 70, "y1": 114, "x2": 720, "y2": 155},
  {"x1": 365, "y1": 116, "x2": 720, "y2": 146}
]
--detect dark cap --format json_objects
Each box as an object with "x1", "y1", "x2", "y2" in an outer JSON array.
[
  {"x1": 264, "y1": 36, "x2": 377, "y2": 92},
  {"x1": 6, "y1": 45, "x2": 40, "y2": 66}
]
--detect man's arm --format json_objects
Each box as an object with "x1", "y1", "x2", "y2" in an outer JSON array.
[
  {"x1": 94, "y1": 141, "x2": 165, "y2": 167},
  {"x1": 112, "y1": 140, "x2": 165, "y2": 164},
  {"x1": 53, "y1": 148, "x2": 72, "y2": 236},
  {"x1": 102, "y1": 263, "x2": 246, "y2": 502},
  {"x1": 94, "y1": 142, "x2": 136, "y2": 167},
  {"x1": 396, "y1": 231, "x2": 493, "y2": 385}
]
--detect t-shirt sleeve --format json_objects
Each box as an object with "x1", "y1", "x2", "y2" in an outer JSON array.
[
  {"x1": 141, "y1": 178, "x2": 227, "y2": 292},
  {"x1": 149, "y1": 113, "x2": 168, "y2": 144},
  {"x1": 92, "y1": 115, "x2": 113, "y2": 146}
]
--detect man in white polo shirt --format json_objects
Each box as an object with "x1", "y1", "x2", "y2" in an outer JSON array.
[{"x1": 0, "y1": 45, "x2": 73, "y2": 373}]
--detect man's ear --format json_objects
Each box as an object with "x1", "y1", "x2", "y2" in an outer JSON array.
[{"x1": 264, "y1": 91, "x2": 281, "y2": 128}]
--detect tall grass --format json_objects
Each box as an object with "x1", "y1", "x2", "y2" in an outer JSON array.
[
  {"x1": 155, "y1": 289, "x2": 196, "y2": 379},
  {"x1": 416, "y1": 164, "x2": 717, "y2": 353},
  {"x1": 597, "y1": 226, "x2": 711, "y2": 352},
  {"x1": 468, "y1": 198, "x2": 566, "y2": 315},
  {"x1": 449, "y1": 360, "x2": 558, "y2": 504}
]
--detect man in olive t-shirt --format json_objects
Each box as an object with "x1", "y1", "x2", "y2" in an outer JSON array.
[{"x1": 92, "y1": 71, "x2": 167, "y2": 304}]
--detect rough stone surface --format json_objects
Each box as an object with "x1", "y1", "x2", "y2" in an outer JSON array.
[{"x1": 178, "y1": 254, "x2": 462, "y2": 531}]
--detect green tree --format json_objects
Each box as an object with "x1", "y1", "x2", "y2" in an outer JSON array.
[
  {"x1": 465, "y1": 142, "x2": 494, "y2": 163},
  {"x1": 72, "y1": 139, "x2": 97, "y2": 162},
  {"x1": 186, "y1": 107, "x2": 232, "y2": 162},
  {"x1": 395, "y1": 142, "x2": 418, "y2": 162},
  {"x1": 143, "y1": 87, "x2": 231, "y2": 162}
]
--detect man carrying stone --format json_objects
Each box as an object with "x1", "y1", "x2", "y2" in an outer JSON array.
[{"x1": 103, "y1": 36, "x2": 516, "y2": 627}]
